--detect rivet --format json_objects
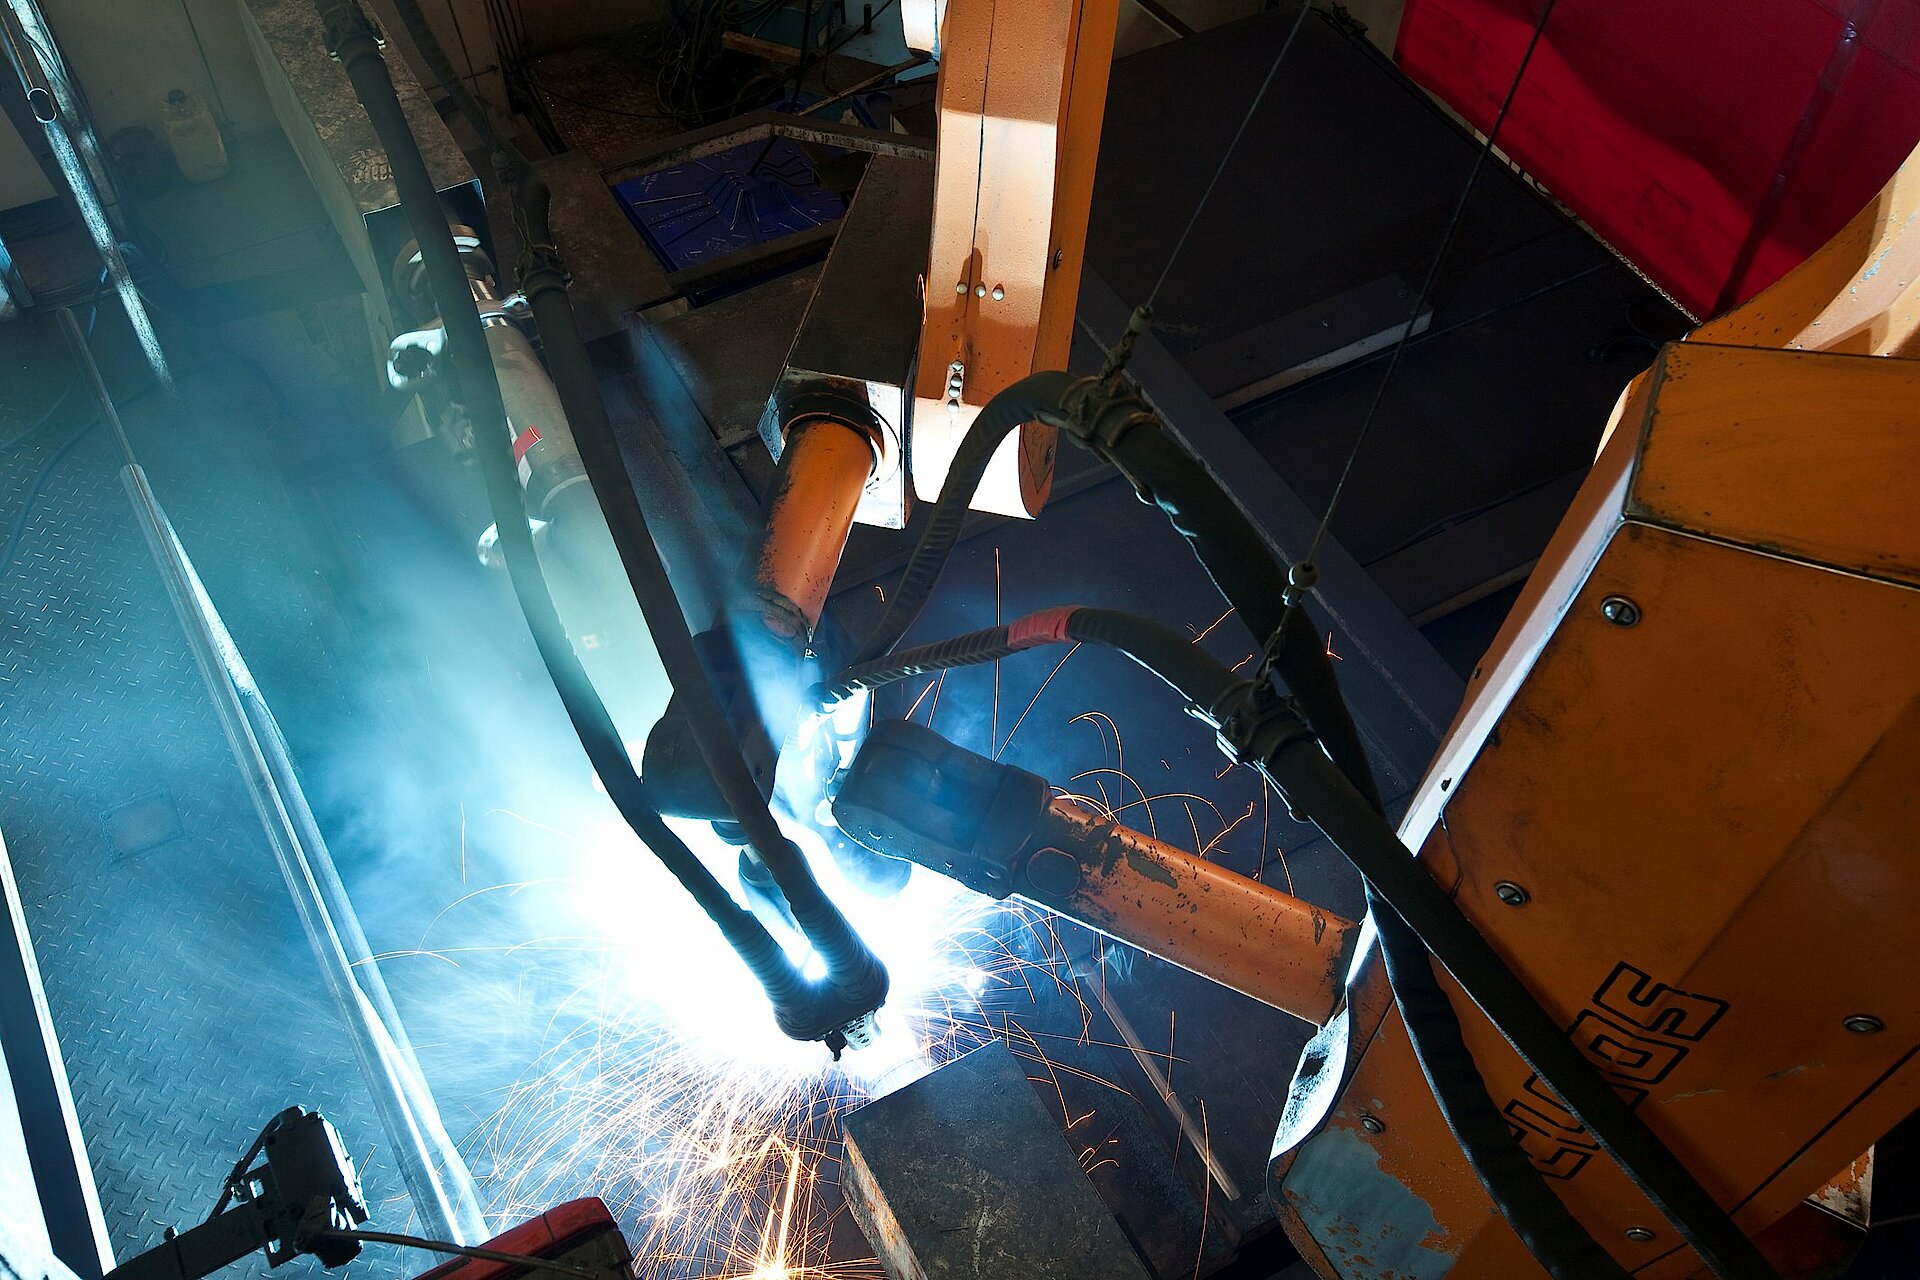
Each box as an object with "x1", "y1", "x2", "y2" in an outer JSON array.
[
  {"x1": 1495, "y1": 881, "x2": 1529, "y2": 907},
  {"x1": 1360, "y1": 1115, "x2": 1386, "y2": 1134},
  {"x1": 1600, "y1": 595, "x2": 1641, "y2": 627},
  {"x1": 1844, "y1": 1014, "x2": 1884, "y2": 1035},
  {"x1": 1625, "y1": 1227, "x2": 1655, "y2": 1243},
  {"x1": 954, "y1": 281, "x2": 968, "y2": 294},
  {"x1": 991, "y1": 284, "x2": 1005, "y2": 300}
]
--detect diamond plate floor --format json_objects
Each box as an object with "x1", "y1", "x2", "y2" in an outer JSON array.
[{"x1": 0, "y1": 315, "x2": 411, "y2": 1280}]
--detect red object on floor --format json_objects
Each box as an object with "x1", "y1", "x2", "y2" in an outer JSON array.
[
  {"x1": 413, "y1": 1199, "x2": 631, "y2": 1280},
  {"x1": 1394, "y1": 0, "x2": 1920, "y2": 317}
]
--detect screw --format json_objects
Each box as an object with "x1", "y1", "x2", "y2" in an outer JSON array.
[
  {"x1": 1844, "y1": 1014, "x2": 1884, "y2": 1034},
  {"x1": 1052, "y1": 249, "x2": 1065, "y2": 268},
  {"x1": 1600, "y1": 595, "x2": 1641, "y2": 627},
  {"x1": 991, "y1": 284, "x2": 1005, "y2": 300},
  {"x1": 1360, "y1": 1115, "x2": 1385, "y2": 1134},
  {"x1": 1625, "y1": 1227, "x2": 1655, "y2": 1243},
  {"x1": 1495, "y1": 881, "x2": 1529, "y2": 907}
]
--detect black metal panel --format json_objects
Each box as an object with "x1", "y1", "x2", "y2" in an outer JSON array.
[{"x1": 842, "y1": 1041, "x2": 1155, "y2": 1280}]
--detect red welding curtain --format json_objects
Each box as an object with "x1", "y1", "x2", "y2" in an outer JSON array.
[{"x1": 1395, "y1": 0, "x2": 1920, "y2": 318}]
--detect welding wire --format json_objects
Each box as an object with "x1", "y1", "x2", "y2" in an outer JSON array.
[
  {"x1": 319, "y1": 3, "x2": 819, "y2": 1032},
  {"x1": 850, "y1": 372, "x2": 1078, "y2": 665}
]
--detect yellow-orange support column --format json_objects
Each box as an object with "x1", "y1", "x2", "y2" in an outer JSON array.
[{"x1": 752, "y1": 417, "x2": 876, "y2": 637}]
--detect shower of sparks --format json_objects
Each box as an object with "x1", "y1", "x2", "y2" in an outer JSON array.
[
  {"x1": 428, "y1": 808, "x2": 1107, "y2": 1280},
  {"x1": 400, "y1": 603, "x2": 1295, "y2": 1278}
]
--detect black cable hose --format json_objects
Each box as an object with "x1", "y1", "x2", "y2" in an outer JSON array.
[
  {"x1": 1091, "y1": 422, "x2": 1382, "y2": 809},
  {"x1": 1054, "y1": 394, "x2": 1771, "y2": 1277},
  {"x1": 317, "y1": 1, "x2": 810, "y2": 1024},
  {"x1": 382, "y1": 0, "x2": 885, "y2": 1015},
  {"x1": 823, "y1": 626, "x2": 1020, "y2": 702},
  {"x1": 1252, "y1": 731, "x2": 1777, "y2": 1280},
  {"x1": 850, "y1": 370, "x2": 1079, "y2": 664}
]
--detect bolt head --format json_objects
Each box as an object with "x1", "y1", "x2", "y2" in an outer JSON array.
[
  {"x1": 1359, "y1": 1115, "x2": 1385, "y2": 1134},
  {"x1": 1625, "y1": 1227, "x2": 1656, "y2": 1243},
  {"x1": 1600, "y1": 595, "x2": 1641, "y2": 627},
  {"x1": 1025, "y1": 847, "x2": 1081, "y2": 897},
  {"x1": 1495, "y1": 881, "x2": 1529, "y2": 907},
  {"x1": 1844, "y1": 1014, "x2": 1884, "y2": 1034}
]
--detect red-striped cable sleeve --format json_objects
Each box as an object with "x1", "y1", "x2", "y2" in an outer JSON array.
[{"x1": 1005, "y1": 606, "x2": 1079, "y2": 650}]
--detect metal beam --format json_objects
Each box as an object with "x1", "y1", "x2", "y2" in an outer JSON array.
[{"x1": 1077, "y1": 269, "x2": 1462, "y2": 793}]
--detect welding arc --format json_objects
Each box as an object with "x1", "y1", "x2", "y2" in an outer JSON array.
[
  {"x1": 318, "y1": 2, "x2": 821, "y2": 1031},
  {"x1": 376, "y1": 0, "x2": 887, "y2": 1033}
]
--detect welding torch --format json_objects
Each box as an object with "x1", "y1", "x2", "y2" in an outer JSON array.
[{"x1": 323, "y1": 0, "x2": 887, "y2": 1055}]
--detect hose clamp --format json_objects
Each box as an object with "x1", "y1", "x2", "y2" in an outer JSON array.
[{"x1": 1197, "y1": 680, "x2": 1316, "y2": 771}]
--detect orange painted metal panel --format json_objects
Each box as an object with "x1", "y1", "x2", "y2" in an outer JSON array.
[
  {"x1": 1629, "y1": 344, "x2": 1920, "y2": 588},
  {"x1": 909, "y1": 0, "x2": 1121, "y2": 517},
  {"x1": 1274, "y1": 342, "x2": 1920, "y2": 1278}
]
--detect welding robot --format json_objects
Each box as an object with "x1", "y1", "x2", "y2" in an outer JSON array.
[{"x1": 315, "y1": 0, "x2": 1918, "y2": 1277}]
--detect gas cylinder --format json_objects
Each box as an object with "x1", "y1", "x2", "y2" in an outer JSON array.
[{"x1": 160, "y1": 88, "x2": 228, "y2": 183}]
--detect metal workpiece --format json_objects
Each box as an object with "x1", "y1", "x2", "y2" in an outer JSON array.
[
  {"x1": 841, "y1": 1041, "x2": 1154, "y2": 1280},
  {"x1": 1026, "y1": 801, "x2": 1357, "y2": 1026},
  {"x1": 758, "y1": 152, "x2": 933, "y2": 532}
]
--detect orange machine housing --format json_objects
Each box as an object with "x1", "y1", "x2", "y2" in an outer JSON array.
[
  {"x1": 906, "y1": 0, "x2": 1121, "y2": 518},
  {"x1": 1268, "y1": 338, "x2": 1920, "y2": 1277}
]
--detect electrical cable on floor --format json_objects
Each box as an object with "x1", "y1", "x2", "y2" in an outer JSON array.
[{"x1": 316, "y1": 1231, "x2": 596, "y2": 1280}]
